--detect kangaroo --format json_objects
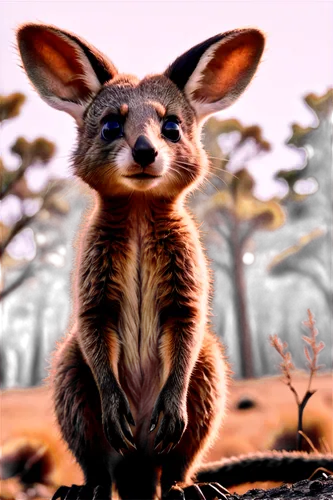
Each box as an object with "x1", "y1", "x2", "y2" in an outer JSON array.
[{"x1": 17, "y1": 24, "x2": 265, "y2": 500}]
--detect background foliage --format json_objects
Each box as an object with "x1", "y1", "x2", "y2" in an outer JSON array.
[{"x1": 0, "y1": 89, "x2": 332, "y2": 386}]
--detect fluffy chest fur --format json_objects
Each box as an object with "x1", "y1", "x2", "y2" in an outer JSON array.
[{"x1": 78, "y1": 200, "x2": 209, "y2": 424}]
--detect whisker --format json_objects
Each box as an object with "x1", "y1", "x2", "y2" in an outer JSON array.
[
  {"x1": 208, "y1": 164, "x2": 239, "y2": 178},
  {"x1": 206, "y1": 154, "x2": 229, "y2": 162},
  {"x1": 60, "y1": 179, "x2": 81, "y2": 200},
  {"x1": 174, "y1": 161, "x2": 193, "y2": 174},
  {"x1": 171, "y1": 160, "x2": 220, "y2": 193},
  {"x1": 191, "y1": 185, "x2": 206, "y2": 197},
  {"x1": 200, "y1": 177, "x2": 220, "y2": 193},
  {"x1": 205, "y1": 171, "x2": 230, "y2": 186},
  {"x1": 171, "y1": 159, "x2": 230, "y2": 188},
  {"x1": 174, "y1": 160, "x2": 238, "y2": 180},
  {"x1": 166, "y1": 173, "x2": 176, "y2": 183},
  {"x1": 169, "y1": 165, "x2": 195, "y2": 179},
  {"x1": 165, "y1": 170, "x2": 180, "y2": 193},
  {"x1": 170, "y1": 164, "x2": 197, "y2": 179},
  {"x1": 170, "y1": 161, "x2": 195, "y2": 174},
  {"x1": 169, "y1": 161, "x2": 205, "y2": 198},
  {"x1": 167, "y1": 165, "x2": 188, "y2": 180},
  {"x1": 172, "y1": 158, "x2": 234, "y2": 183}
]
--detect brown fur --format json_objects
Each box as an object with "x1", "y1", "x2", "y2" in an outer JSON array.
[
  {"x1": 52, "y1": 193, "x2": 228, "y2": 490},
  {"x1": 16, "y1": 23, "x2": 265, "y2": 499}
]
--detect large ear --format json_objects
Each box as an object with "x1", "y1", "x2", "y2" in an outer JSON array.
[
  {"x1": 165, "y1": 29, "x2": 265, "y2": 121},
  {"x1": 16, "y1": 24, "x2": 118, "y2": 123}
]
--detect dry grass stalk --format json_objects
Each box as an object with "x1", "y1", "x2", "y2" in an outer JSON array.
[{"x1": 269, "y1": 309, "x2": 325, "y2": 451}]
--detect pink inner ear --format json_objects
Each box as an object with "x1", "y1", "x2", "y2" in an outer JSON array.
[
  {"x1": 192, "y1": 31, "x2": 264, "y2": 104},
  {"x1": 23, "y1": 29, "x2": 94, "y2": 101}
]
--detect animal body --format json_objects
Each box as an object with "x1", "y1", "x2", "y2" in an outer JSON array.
[{"x1": 16, "y1": 24, "x2": 266, "y2": 500}]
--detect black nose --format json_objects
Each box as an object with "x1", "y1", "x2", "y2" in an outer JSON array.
[{"x1": 132, "y1": 135, "x2": 158, "y2": 168}]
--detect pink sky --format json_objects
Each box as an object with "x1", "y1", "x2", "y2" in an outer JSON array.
[{"x1": 1, "y1": 1, "x2": 332, "y2": 199}]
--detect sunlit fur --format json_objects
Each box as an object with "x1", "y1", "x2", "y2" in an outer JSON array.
[
  {"x1": 16, "y1": 23, "x2": 265, "y2": 499},
  {"x1": 54, "y1": 73, "x2": 227, "y2": 497},
  {"x1": 73, "y1": 75, "x2": 209, "y2": 200}
]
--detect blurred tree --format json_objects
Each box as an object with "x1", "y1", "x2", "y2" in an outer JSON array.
[
  {"x1": 191, "y1": 118, "x2": 272, "y2": 376},
  {"x1": 192, "y1": 91, "x2": 332, "y2": 376},
  {"x1": 1, "y1": 136, "x2": 55, "y2": 202},
  {"x1": 276, "y1": 89, "x2": 332, "y2": 220},
  {"x1": 0, "y1": 88, "x2": 332, "y2": 387},
  {"x1": 196, "y1": 118, "x2": 271, "y2": 200},
  {"x1": 204, "y1": 169, "x2": 285, "y2": 378},
  {"x1": 0, "y1": 94, "x2": 89, "y2": 388},
  {"x1": 251, "y1": 89, "x2": 333, "y2": 372},
  {"x1": 0, "y1": 93, "x2": 26, "y2": 121},
  {"x1": 0, "y1": 93, "x2": 55, "y2": 199}
]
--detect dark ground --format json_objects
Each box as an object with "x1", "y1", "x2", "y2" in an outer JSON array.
[{"x1": 224, "y1": 476, "x2": 333, "y2": 500}]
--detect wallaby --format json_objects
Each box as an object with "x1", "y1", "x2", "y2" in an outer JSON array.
[{"x1": 16, "y1": 23, "x2": 266, "y2": 500}]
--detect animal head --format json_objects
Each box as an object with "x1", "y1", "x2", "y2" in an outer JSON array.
[{"x1": 17, "y1": 25, "x2": 265, "y2": 200}]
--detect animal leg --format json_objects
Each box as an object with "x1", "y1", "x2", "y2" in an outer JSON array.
[
  {"x1": 51, "y1": 336, "x2": 113, "y2": 499},
  {"x1": 161, "y1": 333, "x2": 228, "y2": 500}
]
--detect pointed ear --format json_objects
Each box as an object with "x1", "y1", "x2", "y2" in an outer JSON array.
[
  {"x1": 165, "y1": 29, "x2": 265, "y2": 121},
  {"x1": 16, "y1": 24, "x2": 118, "y2": 124}
]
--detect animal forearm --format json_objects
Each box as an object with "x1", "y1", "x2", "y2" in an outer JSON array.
[
  {"x1": 150, "y1": 313, "x2": 206, "y2": 452},
  {"x1": 78, "y1": 317, "x2": 121, "y2": 396},
  {"x1": 159, "y1": 315, "x2": 204, "y2": 401}
]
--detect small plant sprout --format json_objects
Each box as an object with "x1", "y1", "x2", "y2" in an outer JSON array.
[{"x1": 269, "y1": 309, "x2": 325, "y2": 451}]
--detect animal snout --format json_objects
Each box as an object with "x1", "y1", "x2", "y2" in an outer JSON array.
[{"x1": 132, "y1": 135, "x2": 158, "y2": 168}]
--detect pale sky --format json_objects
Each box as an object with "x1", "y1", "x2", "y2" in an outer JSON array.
[{"x1": 1, "y1": 0, "x2": 332, "y2": 199}]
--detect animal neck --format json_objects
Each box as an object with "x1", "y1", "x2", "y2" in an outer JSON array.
[{"x1": 94, "y1": 192, "x2": 184, "y2": 229}]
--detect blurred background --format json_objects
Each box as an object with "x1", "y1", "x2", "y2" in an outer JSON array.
[
  {"x1": 1, "y1": 0, "x2": 332, "y2": 388},
  {"x1": 1, "y1": 3, "x2": 333, "y2": 499}
]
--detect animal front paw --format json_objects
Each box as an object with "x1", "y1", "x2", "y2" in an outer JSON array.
[
  {"x1": 52, "y1": 484, "x2": 109, "y2": 500},
  {"x1": 102, "y1": 387, "x2": 136, "y2": 454},
  {"x1": 165, "y1": 482, "x2": 229, "y2": 500},
  {"x1": 149, "y1": 389, "x2": 187, "y2": 454}
]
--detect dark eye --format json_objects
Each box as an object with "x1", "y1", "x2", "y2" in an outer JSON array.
[
  {"x1": 101, "y1": 119, "x2": 123, "y2": 142},
  {"x1": 162, "y1": 117, "x2": 181, "y2": 143}
]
